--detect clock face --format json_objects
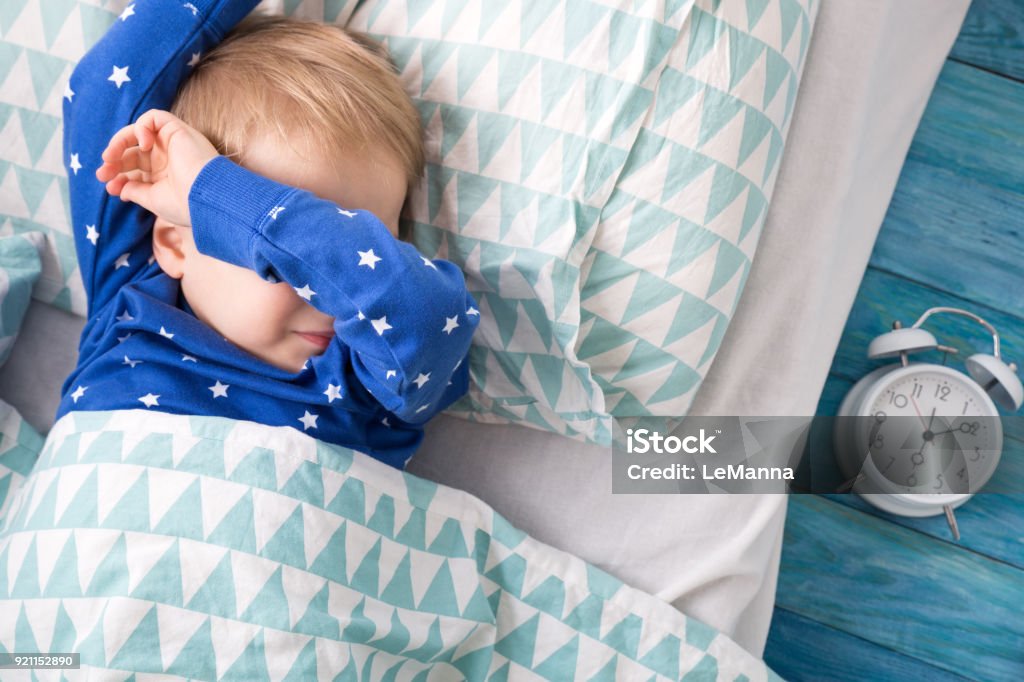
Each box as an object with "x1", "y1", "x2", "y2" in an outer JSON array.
[{"x1": 861, "y1": 368, "x2": 1001, "y2": 494}]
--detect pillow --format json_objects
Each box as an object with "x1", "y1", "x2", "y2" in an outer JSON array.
[
  {"x1": 342, "y1": 0, "x2": 819, "y2": 443},
  {"x1": 0, "y1": 0, "x2": 817, "y2": 444},
  {"x1": 0, "y1": 231, "x2": 44, "y2": 366}
]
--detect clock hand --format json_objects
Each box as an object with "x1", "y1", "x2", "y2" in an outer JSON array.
[
  {"x1": 910, "y1": 396, "x2": 929, "y2": 430},
  {"x1": 927, "y1": 407, "x2": 935, "y2": 431}
]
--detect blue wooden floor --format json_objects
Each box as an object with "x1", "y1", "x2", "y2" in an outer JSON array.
[{"x1": 762, "y1": 2, "x2": 1024, "y2": 680}]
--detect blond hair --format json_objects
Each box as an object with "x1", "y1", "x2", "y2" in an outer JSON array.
[{"x1": 170, "y1": 14, "x2": 424, "y2": 187}]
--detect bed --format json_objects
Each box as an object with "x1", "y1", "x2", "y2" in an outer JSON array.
[{"x1": 0, "y1": 0, "x2": 969, "y2": 673}]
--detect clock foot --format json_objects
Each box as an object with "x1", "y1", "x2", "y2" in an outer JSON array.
[{"x1": 943, "y1": 504, "x2": 961, "y2": 542}]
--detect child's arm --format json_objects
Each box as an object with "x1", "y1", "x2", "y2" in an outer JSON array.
[
  {"x1": 98, "y1": 102, "x2": 480, "y2": 426},
  {"x1": 187, "y1": 156, "x2": 480, "y2": 424},
  {"x1": 65, "y1": 0, "x2": 259, "y2": 319}
]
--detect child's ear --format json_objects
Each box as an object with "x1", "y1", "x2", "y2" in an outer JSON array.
[{"x1": 152, "y1": 218, "x2": 188, "y2": 279}]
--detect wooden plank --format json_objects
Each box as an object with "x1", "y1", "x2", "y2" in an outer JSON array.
[
  {"x1": 775, "y1": 495, "x2": 1024, "y2": 681},
  {"x1": 868, "y1": 158, "x2": 1024, "y2": 321},
  {"x1": 764, "y1": 607, "x2": 973, "y2": 682},
  {"x1": 949, "y1": 0, "x2": 1024, "y2": 83},
  {"x1": 907, "y1": 60, "x2": 1024, "y2": 197}
]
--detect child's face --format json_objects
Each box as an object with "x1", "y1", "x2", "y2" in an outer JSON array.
[{"x1": 165, "y1": 134, "x2": 408, "y2": 373}]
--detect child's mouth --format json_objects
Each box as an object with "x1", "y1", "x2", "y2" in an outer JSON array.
[{"x1": 295, "y1": 331, "x2": 333, "y2": 350}]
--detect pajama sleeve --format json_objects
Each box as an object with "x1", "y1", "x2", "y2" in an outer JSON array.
[
  {"x1": 188, "y1": 156, "x2": 480, "y2": 424},
  {"x1": 64, "y1": 0, "x2": 260, "y2": 318}
]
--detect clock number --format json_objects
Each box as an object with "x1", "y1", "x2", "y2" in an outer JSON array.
[
  {"x1": 958, "y1": 467, "x2": 966, "y2": 479},
  {"x1": 882, "y1": 455, "x2": 896, "y2": 473},
  {"x1": 963, "y1": 400, "x2": 970, "y2": 415},
  {"x1": 889, "y1": 393, "x2": 908, "y2": 408},
  {"x1": 959, "y1": 421, "x2": 980, "y2": 436},
  {"x1": 906, "y1": 474, "x2": 918, "y2": 487},
  {"x1": 934, "y1": 474, "x2": 945, "y2": 491},
  {"x1": 911, "y1": 383, "x2": 923, "y2": 399},
  {"x1": 970, "y1": 447, "x2": 982, "y2": 462},
  {"x1": 935, "y1": 384, "x2": 951, "y2": 402}
]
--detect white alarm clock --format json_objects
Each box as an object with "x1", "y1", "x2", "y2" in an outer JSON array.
[{"x1": 834, "y1": 306, "x2": 1023, "y2": 540}]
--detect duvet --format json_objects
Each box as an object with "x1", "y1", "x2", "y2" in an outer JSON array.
[{"x1": 0, "y1": 408, "x2": 780, "y2": 680}]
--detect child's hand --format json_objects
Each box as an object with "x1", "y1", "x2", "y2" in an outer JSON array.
[{"x1": 95, "y1": 109, "x2": 219, "y2": 228}]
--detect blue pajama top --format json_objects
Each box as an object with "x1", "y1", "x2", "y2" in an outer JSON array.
[{"x1": 56, "y1": 0, "x2": 479, "y2": 469}]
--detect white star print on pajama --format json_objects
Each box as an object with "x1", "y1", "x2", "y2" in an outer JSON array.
[
  {"x1": 358, "y1": 249, "x2": 382, "y2": 269},
  {"x1": 57, "y1": 0, "x2": 480, "y2": 470},
  {"x1": 108, "y1": 66, "x2": 131, "y2": 88},
  {"x1": 324, "y1": 384, "x2": 342, "y2": 403}
]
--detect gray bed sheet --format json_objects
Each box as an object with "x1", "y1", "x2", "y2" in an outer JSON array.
[{"x1": 0, "y1": 0, "x2": 968, "y2": 658}]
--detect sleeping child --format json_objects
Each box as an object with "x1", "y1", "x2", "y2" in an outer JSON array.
[{"x1": 58, "y1": 0, "x2": 479, "y2": 469}]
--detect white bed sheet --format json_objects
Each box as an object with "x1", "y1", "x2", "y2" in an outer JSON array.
[{"x1": 0, "y1": 0, "x2": 968, "y2": 658}]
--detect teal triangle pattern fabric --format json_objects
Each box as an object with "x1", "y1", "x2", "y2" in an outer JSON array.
[
  {"x1": 0, "y1": 232, "x2": 44, "y2": 365},
  {"x1": 0, "y1": 0, "x2": 817, "y2": 444},
  {"x1": 0, "y1": 408, "x2": 785, "y2": 680}
]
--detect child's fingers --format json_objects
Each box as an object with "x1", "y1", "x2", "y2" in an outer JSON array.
[
  {"x1": 134, "y1": 115, "x2": 153, "y2": 152},
  {"x1": 104, "y1": 169, "x2": 147, "y2": 198},
  {"x1": 96, "y1": 163, "x2": 115, "y2": 182},
  {"x1": 119, "y1": 178, "x2": 152, "y2": 208},
  {"x1": 99, "y1": 109, "x2": 167, "y2": 163},
  {"x1": 119, "y1": 146, "x2": 150, "y2": 173},
  {"x1": 134, "y1": 109, "x2": 180, "y2": 152},
  {"x1": 101, "y1": 122, "x2": 142, "y2": 164},
  {"x1": 97, "y1": 136, "x2": 156, "y2": 184},
  {"x1": 99, "y1": 147, "x2": 144, "y2": 179}
]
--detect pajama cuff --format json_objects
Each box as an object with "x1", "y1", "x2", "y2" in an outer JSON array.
[{"x1": 189, "y1": 155, "x2": 296, "y2": 270}]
